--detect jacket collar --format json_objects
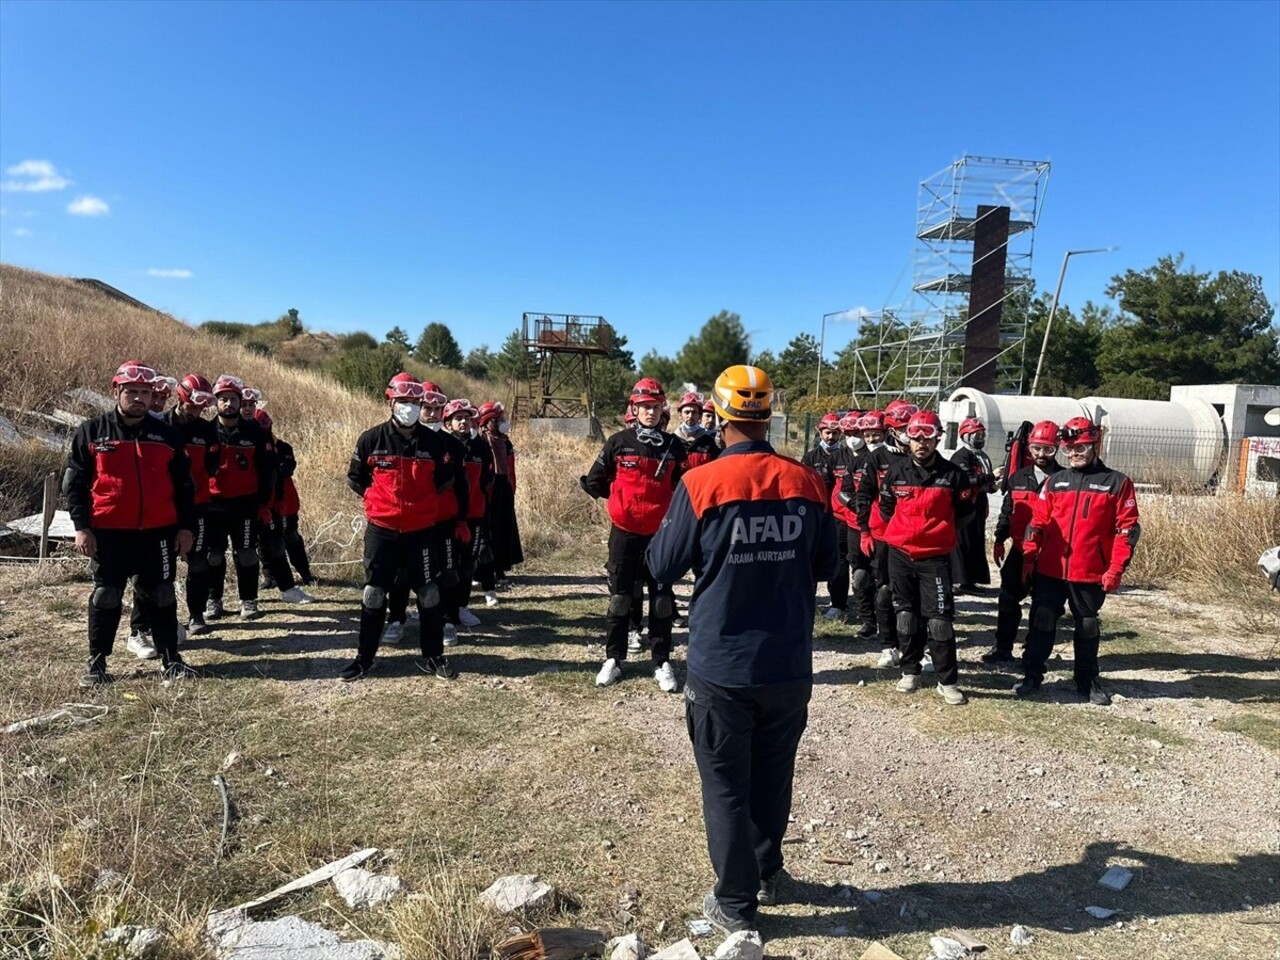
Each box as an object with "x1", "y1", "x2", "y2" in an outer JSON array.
[{"x1": 722, "y1": 439, "x2": 774, "y2": 456}]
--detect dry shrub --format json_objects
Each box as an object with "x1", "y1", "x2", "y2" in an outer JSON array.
[
  {"x1": 389, "y1": 850, "x2": 505, "y2": 960},
  {"x1": 1127, "y1": 492, "x2": 1280, "y2": 595},
  {"x1": 511, "y1": 431, "x2": 608, "y2": 558},
  {"x1": 0, "y1": 443, "x2": 64, "y2": 521}
]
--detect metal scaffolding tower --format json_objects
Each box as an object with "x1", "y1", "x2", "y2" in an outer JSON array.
[
  {"x1": 850, "y1": 155, "x2": 1050, "y2": 406},
  {"x1": 510, "y1": 313, "x2": 613, "y2": 420}
]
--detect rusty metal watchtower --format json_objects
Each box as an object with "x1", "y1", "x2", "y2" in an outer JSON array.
[{"x1": 511, "y1": 313, "x2": 613, "y2": 420}]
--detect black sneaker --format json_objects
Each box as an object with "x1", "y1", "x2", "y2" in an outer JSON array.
[
  {"x1": 1013, "y1": 676, "x2": 1042, "y2": 698},
  {"x1": 856, "y1": 622, "x2": 878, "y2": 640},
  {"x1": 339, "y1": 659, "x2": 372, "y2": 682},
  {"x1": 161, "y1": 658, "x2": 199, "y2": 680},
  {"x1": 981, "y1": 649, "x2": 1016, "y2": 664},
  {"x1": 300, "y1": 576, "x2": 318, "y2": 587},
  {"x1": 1085, "y1": 681, "x2": 1112, "y2": 706},
  {"x1": 79, "y1": 659, "x2": 111, "y2": 688},
  {"x1": 419, "y1": 656, "x2": 457, "y2": 680},
  {"x1": 757, "y1": 868, "x2": 789, "y2": 906},
  {"x1": 702, "y1": 890, "x2": 753, "y2": 934},
  {"x1": 205, "y1": 599, "x2": 227, "y2": 620},
  {"x1": 187, "y1": 616, "x2": 209, "y2": 636},
  {"x1": 261, "y1": 576, "x2": 276, "y2": 591}
]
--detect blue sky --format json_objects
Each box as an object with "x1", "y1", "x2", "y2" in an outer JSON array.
[{"x1": 1, "y1": 0, "x2": 1277, "y2": 363}]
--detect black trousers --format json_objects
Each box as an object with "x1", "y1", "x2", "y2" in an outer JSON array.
[
  {"x1": 888, "y1": 547, "x2": 959, "y2": 686},
  {"x1": 130, "y1": 505, "x2": 212, "y2": 632},
  {"x1": 358, "y1": 523, "x2": 443, "y2": 665},
  {"x1": 207, "y1": 499, "x2": 261, "y2": 602},
  {"x1": 846, "y1": 526, "x2": 875, "y2": 624},
  {"x1": 1021, "y1": 575, "x2": 1107, "y2": 691},
  {"x1": 953, "y1": 510, "x2": 991, "y2": 586},
  {"x1": 282, "y1": 513, "x2": 313, "y2": 582},
  {"x1": 826, "y1": 526, "x2": 850, "y2": 611},
  {"x1": 605, "y1": 526, "x2": 672, "y2": 664},
  {"x1": 488, "y1": 477, "x2": 523, "y2": 577},
  {"x1": 465, "y1": 518, "x2": 496, "y2": 601},
  {"x1": 994, "y1": 546, "x2": 1032, "y2": 653},
  {"x1": 872, "y1": 537, "x2": 898, "y2": 649},
  {"x1": 257, "y1": 510, "x2": 297, "y2": 592},
  {"x1": 685, "y1": 672, "x2": 811, "y2": 925},
  {"x1": 89, "y1": 527, "x2": 180, "y2": 665}
]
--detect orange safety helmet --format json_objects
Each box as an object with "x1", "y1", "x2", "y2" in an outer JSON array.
[{"x1": 711, "y1": 365, "x2": 773, "y2": 422}]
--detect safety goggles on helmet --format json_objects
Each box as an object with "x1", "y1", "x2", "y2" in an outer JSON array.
[
  {"x1": 213, "y1": 374, "x2": 244, "y2": 397},
  {"x1": 112, "y1": 362, "x2": 158, "y2": 387},
  {"x1": 387, "y1": 379, "x2": 426, "y2": 402},
  {"x1": 905, "y1": 422, "x2": 942, "y2": 440},
  {"x1": 182, "y1": 388, "x2": 214, "y2": 406},
  {"x1": 1059, "y1": 421, "x2": 1100, "y2": 445},
  {"x1": 152, "y1": 376, "x2": 177, "y2": 396},
  {"x1": 442, "y1": 399, "x2": 474, "y2": 420},
  {"x1": 856, "y1": 412, "x2": 885, "y2": 431}
]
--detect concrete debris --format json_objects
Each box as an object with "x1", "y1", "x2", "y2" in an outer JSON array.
[
  {"x1": 650, "y1": 939, "x2": 700, "y2": 960},
  {"x1": 1084, "y1": 906, "x2": 1118, "y2": 919},
  {"x1": 64, "y1": 387, "x2": 115, "y2": 412},
  {"x1": 6, "y1": 510, "x2": 77, "y2": 538},
  {"x1": 0, "y1": 416, "x2": 21, "y2": 446},
  {"x1": 1098, "y1": 866, "x2": 1134, "y2": 891},
  {"x1": 206, "y1": 913, "x2": 390, "y2": 960},
  {"x1": 608, "y1": 933, "x2": 646, "y2": 960},
  {"x1": 928, "y1": 936, "x2": 966, "y2": 960},
  {"x1": 103, "y1": 925, "x2": 163, "y2": 959},
  {"x1": 219, "y1": 847, "x2": 380, "y2": 917},
  {"x1": 5, "y1": 702, "x2": 109, "y2": 735},
  {"x1": 478, "y1": 874, "x2": 556, "y2": 913},
  {"x1": 332, "y1": 867, "x2": 404, "y2": 909},
  {"x1": 687, "y1": 919, "x2": 714, "y2": 937},
  {"x1": 859, "y1": 945, "x2": 907, "y2": 960},
  {"x1": 50, "y1": 408, "x2": 86, "y2": 428},
  {"x1": 874, "y1": 862, "x2": 890, "y2": 873},
  {"x1": 711, "y1": 930, "x2": 763, "y2": 960},
  {"x1": 950, "y1": 929, "x2": 987, "y2": 952},
  {"x1": 1010, "y1": 925, "x2": 1034, "y2": 946}
]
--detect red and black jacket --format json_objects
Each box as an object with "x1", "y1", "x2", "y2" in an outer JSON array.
[
  {"x1": 459, "y1": 433, "x2": 495, "y2": 522},
  {"x1": 805, "y1": 443, "x2": 859, "y2": 530},
  {"x1": 581, "y1": 428, "x2": 687, "y2": 536},
  {"x1": 949, "y1": 446, "x2": 996, "y2": 520},
  {"x1": 275, "y1": 438, "x2": 302, "y2": 517},
  {"x1": 65, "y1": 408, "x2": 196, "y2": 533},
  {"x1": 210, "y1": 416, "x2": 277, "y2": 505},
  {"x1": 851, "y1": 444, "x2": 904, "y2": 540},
  {"x1": 676, "y1": 428, "x2": 720, "y2": 470},
  {"x1": 165, "y1": 409, "x2": 220, "y2": 507},
  {"x1": 1023, "y1": 459, "x2": 1141, "y2": 584},
  {"x1": 431, "y1": 430, "x2": 470, "y2": 528},
  {"x1": 994, "y1": 463, "x2": 1051, "y2": 548},
  {"x1": 877, "y1": 453, "x2": 974, "y2": 560},
  {"x1": 348, "y1": 421, "x2": 459, "y2": 533}
]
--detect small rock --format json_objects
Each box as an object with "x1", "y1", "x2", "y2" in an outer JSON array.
[
  {"x1": 1098, "y1": 866, "x2": 1133, "y2": 891},
  {"x1": 1085, "y1": 906, "x2": 1118, "y2": 919},
  {"x1": 103, "y1": 926, "x2": 163, "y2": 959},
  {"x1": 650, "y1": 938, "x2": 700, "y2": 960},
  {"x1": 862, "y1": 890, "x2": 883, "y2": 903},
  {"x1": 332, "y1": 868, "x2": 404, "y2": 909},
  {"x1": 206, "y1": 914, "x2": 390, "y2": 959},
  {"x1": 1028, "y1": 767, "x2": 1045, "y2": 777},
  {"x1": 221, "y1": 751, "x2": 241, "y2": 771},
  {"x1": 609, "y1": 933, "x2": 646, "y2": 960},
  {"x1": 928, "y1": 936, "x2": 966, "y2": 960},
  {"x1": 478, "y1": 874, "x2": 555, "y2": 913},
  {"x1": 874, "y1": 862, "x2": 890, "y2": 874},
  {"x1": 712, "y1": 930, "x2": 763, "y2": 960},
  {"x1": 831, "y1": 925, "x2": 850, "y2": 936},
  {"x1": 1010, "y1": 924, "x2": 1034, "y2": 946},
  {"x1": 688, "y1": 919, "x2": 714, "y2": 937}
]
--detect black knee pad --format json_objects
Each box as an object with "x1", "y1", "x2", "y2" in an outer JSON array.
[
  {"x1": 417, "y1": 583, "x2": 440, "y2": 610},
  {"x1": 608, "y1": 593, "x2": 631, "y2": 617},
  {"x1": 927, "y1": 617, "x2": 954, "y2": 643},
  {"x1": 652, "y1": 594, "x2": 674, "y2": 620},
  {"x1": 148, "y1": 581, "x2": 177, "y2": 608},
  {"x1": 362, "y1": 585, "x2": 386, "y2": 611},
  {"x1": 1076, "y1": 616, "x2": 1101, "y2": 641},
  {"x1": 207, "y1": 551, "x2": 226, "y2": 569},
  {"x1": 852, "y1": 569, "x2": 870, "y2": 591},
  {"x1": 1031, "y1": 605, "x2": 1057, "y2": 632},
  {"x1": 896, "y1": 610, "x2": 919, "y2": 637},
  {"x1": 90, "y1": 586, "x2": 122, "y2": 610},
  {"x1": 235, "y1": 547, "x2": 259, "y2": 568},
  {"x1": 875, "y1": 585, "x2": 894, "y2": 611}
]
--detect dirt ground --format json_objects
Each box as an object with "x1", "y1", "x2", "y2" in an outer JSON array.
[{"x1": 1, "y1": 555, "x2": 1278, "y2": 960}]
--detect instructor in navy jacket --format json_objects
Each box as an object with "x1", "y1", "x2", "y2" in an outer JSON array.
[{"x1": 647, "y1": 364, "x2": 839, "y2": 935}]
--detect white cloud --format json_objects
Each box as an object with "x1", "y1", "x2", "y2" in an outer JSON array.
[
  {"x1": 12, "y1": 227, "x2": 32, "y2": 237},
  {"x1": 67, "y1": 195, "x2": 110, "y2": 216},
  {"x1": 147, "y1": 268, "x2": 193, "y2": 279},
  {"x1": 1, "y1": 160, "x2": 71, "y2": 192}
]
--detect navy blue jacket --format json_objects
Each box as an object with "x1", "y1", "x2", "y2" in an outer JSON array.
[{"x1": 646, "y1": 440, "x2": 840, "y2": 687}]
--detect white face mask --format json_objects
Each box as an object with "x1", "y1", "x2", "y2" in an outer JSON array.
[
  {"x1": 846, "y1": 435, "x2": 865, "y2": 451},
  {"x1": 392, "y1": 402, "x2": 421, "y2": 426},
  {"x1": 425, "y1": 420, "x2": 442, "y2": 432},
  {"x1": 498, "y1": 420, "x2": 511, "y2": 435}
]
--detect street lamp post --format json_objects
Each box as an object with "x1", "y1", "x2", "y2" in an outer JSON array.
[
  {"x1": 817, "y1": 309, "x2": 853, "y2": 399},
  {"x1": 1030, "y1": 247, "x2": 1117, "y2": 397}
]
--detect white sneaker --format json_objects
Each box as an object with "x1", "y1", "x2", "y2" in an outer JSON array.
[
  {"x1": 127, "y1": 631, "x2": 158, "y2": 660},
  {"x1": 876, "y1": 648, "x2": 901, "y2": 669},
  {"x1": 896, "y1": 673, "x2": 921, "y2": 693},
  {"x1": 458, "y1": 607, "x2": 481, "y2": 628},
  {"x1": 937, "y1": 682, "x2": 967, "y2": 705},
  {"x1": 471, "y1": 580, "x2": 481, "y2": 589},
  {"x1": 279, "y1": 586, "x2": 314, "y2": 604},
  {"x1": 443, "y1": 623, "x2": 458, "y2": 647},
  {"x1": 595, "y1": 658, "x2": 622, "y2": 687},
  {"x1": 382, "y1": 621, "x2": 405, "y2": 645},
  {"x1": 484, "y1": 591, "x2": 498, "y2": 608},
  {"x1": 823, "y1": 606, "x2": 845, "y2": 620},
  {"x1": 922, "y1": 653, "x2": 936, "y2": 673},
  {"x1": 628, "y1": 630, "x2": 643, "y2": 652},
  {"x1": 655, "y1": 661, "x2": 678, "y2": 693}
]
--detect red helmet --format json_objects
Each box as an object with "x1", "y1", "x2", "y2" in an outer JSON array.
[
  {"x1": 212, "y1": 374, "x2": 244, "y2": 398},
  {"x1": 420, "y1": 380, "x2": 448, "y2": 406},
  {"x1": 624, "y1": 408, "x2": 637, "y2": 425},
  {"x1": 839, "y1": 413, "x2": 861, "y2": 435},
  {"x1": 442, "y1": 398, "x2": 474, "y2": 421},
  {"x1": 386, "y1": 372, "x2": 426, "y2": 402},
  {"x1": 818, "y1": 412, "x2": 841, "y2": 430},
  {"x1": 677, "y1": 391, "x2": 702, "y2": 412},
  {"x1": 884, "y1": 400, "x2": 919, "y2": 430},
  {"x1": 904, "y1": 409, "x2": 943, "y2": 440},
  {"x1": 152, "y1": 376, "x2": 176, "y2": 399},
  {"x1": 1028, "y1": 420, "x2": 1061, "y2": 447},
  {"x1": 241, "y1": 387, "x2": 261, "y2": 407},
  {"x1": 630, "y1": 377, "x2": 666, "y2": 406},
  {"x1": 959, "y1": 416, "x2": 985, "y2": 438},
  {"x1": 253, "y1": 408, "x2": 273, "y2": 432},
  {"x1": 477, "y1": 401, "x2": 506, "y2": 426},
  {"x1": 857, "y1": 410, "x2": 886, "y2": 432},
  {"x1": 702, "y1": 399, "x2": 715, "y2": 413},
  {"x1": 112, "y1": 360, "x2": 157, "y2": 388},
  {"x1": 177, "y1": 374, "x2": 214, "y2": 406},
  {"x1": 1059, "y1": 416, "x2": 1101, "y2": 445}
]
